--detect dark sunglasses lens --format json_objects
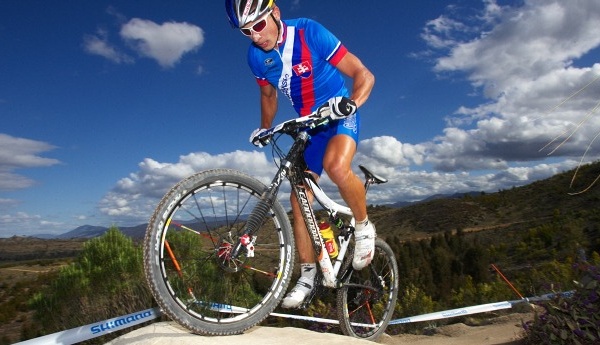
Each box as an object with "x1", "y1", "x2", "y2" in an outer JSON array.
[
  {"x1": 253, "y1": 19, "x2": 267, "y2": 32},
  {"x1": 241, "y1": 28, "x2": 252, "y2": 35}
]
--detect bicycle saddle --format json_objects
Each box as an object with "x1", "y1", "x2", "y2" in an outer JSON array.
[{"x1": 358, "y1": 165, "x2": 388, "y2": 184}]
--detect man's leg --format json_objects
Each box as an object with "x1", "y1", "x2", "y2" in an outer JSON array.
[
  {"x1": 323, "y1": 134, "x2": 376, "y2": 270},
  {"x1": 290, "y1": 192, "x2": 315, "y2": 264},
  {"x1": 281, "y1": 190, "x2": 317, "y2": 308}
]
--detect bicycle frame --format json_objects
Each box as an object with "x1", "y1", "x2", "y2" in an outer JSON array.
[{"x1": 239, "y1": 127, "x2": 365, "y2": 288}]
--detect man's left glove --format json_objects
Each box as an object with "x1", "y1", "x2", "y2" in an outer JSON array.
[
  {"x1": 328, "y1": 97, "x2": 357, "y2": 120},
  {"x1": 249, "y1": 128, "x2": 270, "y2": 148}
]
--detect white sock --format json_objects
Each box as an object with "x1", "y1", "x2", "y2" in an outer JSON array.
[
  {"x1": 300, "y1": 263, "x2": 316, "y2": 281},
  {"x1": 355, "y1": 217, "x2": 369, "y2": 231}
]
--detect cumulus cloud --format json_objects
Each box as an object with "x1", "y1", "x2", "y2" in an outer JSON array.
[
  {"x1": 120, "y1": 18, "x2": 204, "y2": 68},
  {"x1": 99, "y1": 151, "x2": 273, "y2": 222},
  {"x1": 84, "y1": 16, "x2": 204, "y2": 68},
  {"x1": 357, "y1": 136, "x2": 425, "y2": 167},
  {"x1": 419, "y1": 0, "x2": 600, "y2": 172}
]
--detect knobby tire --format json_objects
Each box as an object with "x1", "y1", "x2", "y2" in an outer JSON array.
[
  {"x1": 143, "y1": 169, "x2": 295, "y2": 335},
  {"x1": 336, "y1": 238, "x2": 399, "y2": 340}
]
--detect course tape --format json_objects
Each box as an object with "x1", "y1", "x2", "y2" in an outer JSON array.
[
  {"x1": 15, "y1": 291, "x2": 572, "y2": 344},
  {"x1": 389, "y1": 301, "x2": 512, "y2": 325},
  {"x1": 13, "y1": 308, "x2": 161, "y2": 345}
]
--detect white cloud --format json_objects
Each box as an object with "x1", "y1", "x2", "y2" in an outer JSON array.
[
  {"x1": 357, "y1": 136, "x2": 425, "y2": 166},
  {"x1": 84, "y1": 16, "x2": 204, "y2": 69},
  {"x1": 0, "y1": 198, "x2": 19, "y2": 208},
  {"x1": 120, "y1": 18, "x2": 204, "y2": 68},
  {"x1": 0, "y1": 211, "x2": 42, "y2": 235},
  {"x1": 432, "y1": 0, "x2": 600, "y2": 97},
  {"x1": 0, "y1": 134, "x2": 60, "y2": 191},
  {"x1": 417, "y1": 0, "x2": 600, "y2": 173},
  {"x1": 0, "y1": 135, "x2": 62, "y2": 236},
  {"x1": 0, "y1": 212, "x2": 40, "y2": 223},
  {"x1": 0, "y1": 134, "x2": 59, "y2": 170},
  {"x1": 99, "y1": 150, "x2": 273, "y2": 222},
  {"x1": 421, "y1": 15, "x2": 470, "y2": 50},
  {"x1": 83, "y1": 29, "x2": 134, "y2": 64},
  {"x1": 0, "y1": 172, "x2": 35, "y2": 191}
]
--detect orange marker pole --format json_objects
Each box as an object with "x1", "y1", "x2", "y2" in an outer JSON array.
[{"x1": 491, "y1": 263, "x2": 524, "y2": 299}]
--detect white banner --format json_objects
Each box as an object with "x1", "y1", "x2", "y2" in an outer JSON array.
[
  {"x1": 13, "y1": 308, "x2": 161, "y2": 345},
  {"x1": 389, "y1": 301, "x2": 513, "y2": 325}
]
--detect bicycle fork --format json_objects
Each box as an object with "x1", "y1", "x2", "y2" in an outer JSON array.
[{"x1": 231, "y1": 133, "x2": 308, "y2": 259}]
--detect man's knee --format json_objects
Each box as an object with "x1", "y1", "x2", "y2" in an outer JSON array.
[{"x1": 325, "y1": 163, "x2": 352, "y2": 185}]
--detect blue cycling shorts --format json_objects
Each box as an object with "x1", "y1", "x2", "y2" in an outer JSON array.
[{"x1": 304, "y1": 112, "x2": 360, "y2": 176}]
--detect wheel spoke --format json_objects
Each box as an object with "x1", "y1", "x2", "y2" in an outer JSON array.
[
  {"x1": 337, "y1": 238, "x2": 399, "y2": 340},
  {"x1": 144, "y1": 170, "x2": 294, "y2": 335}
]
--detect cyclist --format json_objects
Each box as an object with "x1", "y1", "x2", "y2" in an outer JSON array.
[{"x1": 226, "y1": 0, "x2": 376, "y2": 308}]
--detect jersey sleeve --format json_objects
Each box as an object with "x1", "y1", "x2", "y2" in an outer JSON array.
[
  {"x1": 255, "y1": 77, "x2": 270, "y2": 86},
  {"x1": 304, "y1": 19, "x2": 348, "y2": 66},
  {"x1": 247, "y1": 45, "x2": 271, "y2": 86}
]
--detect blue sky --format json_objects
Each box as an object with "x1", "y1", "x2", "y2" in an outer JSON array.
[{"x1": 1, "y1": 0, "x2": 600, "y2": 237}]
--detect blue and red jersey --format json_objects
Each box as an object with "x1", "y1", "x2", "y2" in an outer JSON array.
[{"x1": 247, "y1": 18, "x2": 350, "y2": 116}]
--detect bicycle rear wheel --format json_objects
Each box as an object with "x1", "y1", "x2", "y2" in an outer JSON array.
[
  {"x1": 143, "y1": 169, "x2": 295, "y2": 335},
  {"x1": 336, "y1": 238, "x2": 399, "y2": 340}
]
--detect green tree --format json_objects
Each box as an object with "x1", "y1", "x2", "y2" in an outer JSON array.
[
  {"x1": 389, "y1": 283, "x2": 436, "y2": 335},
  {"x1": 463, "y1": 246, "x2": 490, "y2": 284},
  {"x1": 29, "y1": 227, "x2": 154, "y2": 341},
  {"x1": 430, "y1": 246, "x2": 453, "y2": 301}
]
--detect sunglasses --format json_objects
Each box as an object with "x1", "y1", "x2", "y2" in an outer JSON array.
[{"x1": 240, "y1": 11, "x2": 271, "y2": 36}]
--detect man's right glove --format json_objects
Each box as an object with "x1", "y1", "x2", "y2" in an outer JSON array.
[
  {"x1": 249, "y1": 128, "x2": 270, "y2": 148},
  {"x1": 328, "y1": 97, "x2": 357, "y2": 120}
]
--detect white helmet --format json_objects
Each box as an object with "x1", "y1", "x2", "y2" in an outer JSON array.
[{"x1": 226, "y1": 0, "x2": 275, "y2": 28}]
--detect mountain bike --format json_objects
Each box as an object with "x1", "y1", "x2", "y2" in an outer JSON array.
[{"x1": 143, "y1": 104, "x2": 399, "y2": 340}]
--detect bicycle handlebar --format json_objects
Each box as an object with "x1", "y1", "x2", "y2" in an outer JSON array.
[{"x1": 257, "y1": 105, "x2": 334, "y2": 142}]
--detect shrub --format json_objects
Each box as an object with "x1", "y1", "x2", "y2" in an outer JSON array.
[
  {"x1": 522, "y1": 264, "x2": 600, "y2": 344},
  {"x1": 387, "y1": 283, "x2": 436, "y2": 335},
  {"x1": 28, "y1": 227, "x2": 154, "y2": 343}
]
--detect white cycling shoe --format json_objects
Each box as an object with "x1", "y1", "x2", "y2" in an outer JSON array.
[
  {"x1": 281, "y1": 276, "x2": 314, "y2": 309},
  {"x1": 352, "y1": 221, "x2": 376, "y2": 270}
]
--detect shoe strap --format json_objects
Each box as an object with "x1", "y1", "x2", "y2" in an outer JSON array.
[{"x1": 296, "y1": 278, "x2": 313, "y2": 290}]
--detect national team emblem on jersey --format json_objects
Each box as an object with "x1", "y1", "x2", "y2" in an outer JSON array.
[{"x1": 292, "y1": 61, "x2": 312, "y2": 78}]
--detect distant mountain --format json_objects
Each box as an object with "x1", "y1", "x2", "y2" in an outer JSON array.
[
  {"x1": 389, "y1": 191, "x2": 484, "y2": 208},
  {"x1": 31, "y1": 233, "x2": 58, "y2": 239},
  {"x1": 54, "y1": 216, "x2": 238, "y2": 241},
  {"x1": 421, "y1": 191, "x2": 484, "y2": 202},
  {"x1": 55, "y1": 224, "x2": 147, "y2": 240},
  {"x1": 120, "y1": 224, "x2": 147, "y2": 239},
  {"x1": 56, "y1": 225, "x2": 107, "y2": 239}
]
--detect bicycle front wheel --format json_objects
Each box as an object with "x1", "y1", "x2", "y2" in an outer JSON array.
[
  {"x1": 143, "y1": 169, "x2": 295, "y2": 335},
  {"x1": 336, "y1": 238, "x2": 399, "y2": 340}
]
